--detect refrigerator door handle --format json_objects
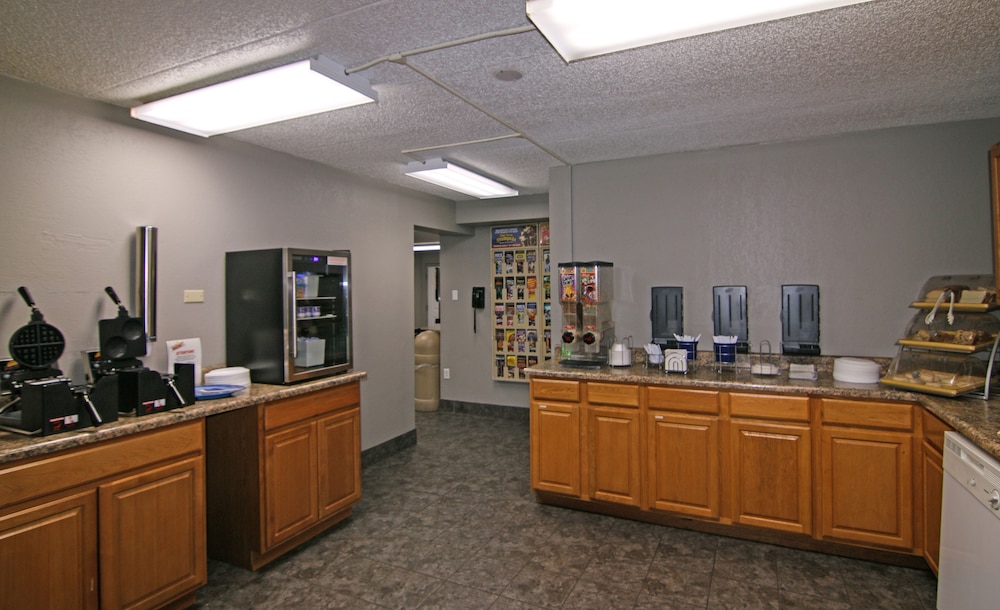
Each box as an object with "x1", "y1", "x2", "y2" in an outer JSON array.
[{"x1": 287, "y1": 272, "x2": 298, "y2": 359}]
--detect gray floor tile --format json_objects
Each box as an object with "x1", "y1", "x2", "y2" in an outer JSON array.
[
  {"x1": 501, "y1": 567, "x2": 578, "y2": 608},
  {"x1": 707, "y1": 575, "x2": 780, "y2": 609},
  {"x1": 194, "y1": 410, "x2": 938, "y2": 609}
]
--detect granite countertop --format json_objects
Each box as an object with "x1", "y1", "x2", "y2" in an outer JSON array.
[
  {"x1": 528, "y1": 359, "x2": 1000, "y2": 461},
  {"x1": 0, "y1": 371, "x2": 367, "y2": 465}
]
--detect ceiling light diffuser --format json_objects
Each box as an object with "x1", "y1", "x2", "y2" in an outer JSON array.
[
  {"x1": 403, "y1": 159, "x2": 518, "y2": 199},
  {"x1": 131, "y1": 55, "x2": 377, "y2": 137},
  {"x1": 527, "y1": 0, "x2": 876, "y2": 62}
]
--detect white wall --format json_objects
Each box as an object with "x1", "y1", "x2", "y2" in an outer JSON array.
[{"x1": 0, "y1": 76, "x2": 465, "y2": 451}]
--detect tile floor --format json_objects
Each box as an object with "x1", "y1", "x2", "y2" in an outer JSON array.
[{"x1": 192, "y1": 410, "x2": 938, "y2": 609}]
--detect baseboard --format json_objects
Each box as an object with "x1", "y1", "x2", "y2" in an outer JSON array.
[
  {"x1": 438, "y1": 399, "x2": 529, "y2": 422},
  {"x1": 360, "y1": 402, "x2": 527, "y2": 467},
  {"x1": 360, "y1": 428, "x2": 416, "y2": 467}
]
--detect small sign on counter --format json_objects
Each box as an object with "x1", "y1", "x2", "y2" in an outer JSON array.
[{"x1": 167, "y1": 338, "x2": 202, "y2": 385}]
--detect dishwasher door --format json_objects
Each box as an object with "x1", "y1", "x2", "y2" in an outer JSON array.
[{"x1": 936, "y1": 431, "x2": 1000, "y2": 609}]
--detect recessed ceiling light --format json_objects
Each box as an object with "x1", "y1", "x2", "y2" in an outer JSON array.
[
  {"x1": 527, "y1": 0, "x2": 877, "y2": 62},
  {"x1": 403, "y1": 158, "x2": 518, "y2": 199},
  {"x1": 131, "y1": 55, "x2": 377, "y2": 137}
]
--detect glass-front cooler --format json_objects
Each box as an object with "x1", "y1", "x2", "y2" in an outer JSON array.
[{"x1": 226, "y1": 248, "x2": 352, "y2": 384}]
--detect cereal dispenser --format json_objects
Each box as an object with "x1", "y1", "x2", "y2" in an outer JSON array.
[{"x1": 558, "y1": 261, "x2": 614, "y2": 366}]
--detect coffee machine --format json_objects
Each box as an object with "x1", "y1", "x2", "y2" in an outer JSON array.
[{"x1": 557, "y1": 261, "x2": 614, "y2": 366}]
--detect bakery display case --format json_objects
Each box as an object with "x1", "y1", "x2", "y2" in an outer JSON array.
[{"x1": 882, "y1": 275, "x2": 1000, "y2": 397}]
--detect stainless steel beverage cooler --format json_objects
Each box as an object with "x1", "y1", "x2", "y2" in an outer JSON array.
[{"x1": 226, "y1": 248, "x2": 352, "y2": 384}]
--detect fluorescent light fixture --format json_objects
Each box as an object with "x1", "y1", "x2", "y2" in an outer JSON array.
[
  {"x1": 527, "y1": 0, "x2": 876, "y2": 62},
  {"x1": 413, "y1": 243, "x2": 441, "y2": 252},
  {"x1": 131, "y1": 55, "x2": 377, "y2": 137},
  {"x1": 403, "y1": 158, "x2": 518, "y2": 199}
]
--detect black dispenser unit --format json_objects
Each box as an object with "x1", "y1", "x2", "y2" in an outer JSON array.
[
  {"x1": 781, "y1": 284, "x2": 821, "y2": 355},
  {"x1": 712, "y1": 285, "x2": 750, "y2": 354},
  {"x1": 651, "y1": 287, "x2": 684, "y2": 349}
]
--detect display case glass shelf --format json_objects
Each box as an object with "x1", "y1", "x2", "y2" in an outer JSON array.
[{"x1": 883, "y1": 275, "x2": 1000, "y2": 398}]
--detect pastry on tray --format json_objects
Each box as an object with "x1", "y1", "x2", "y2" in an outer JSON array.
[{"x1": 908, "y1": 329, "x2": 992, "y2": 345}]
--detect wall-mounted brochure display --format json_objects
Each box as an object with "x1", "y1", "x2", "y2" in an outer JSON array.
[{"x1": 491, "y1": 223, "x2": 552, "y2": 381}]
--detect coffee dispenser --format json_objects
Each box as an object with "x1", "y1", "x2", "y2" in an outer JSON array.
[{"x1": 557, "y1": 261, "x2": 614, "y2": 366}]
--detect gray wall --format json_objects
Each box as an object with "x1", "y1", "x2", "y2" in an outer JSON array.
[
  {"x1": 0, "y1": 76, "x2": 465, "y2": 451},
  {"x1": 548, "y1": 119, "x2": 1000, "y2": 359},
  {"x1": 437, "y1": 118, "x2": 1000, "y2": 411}
]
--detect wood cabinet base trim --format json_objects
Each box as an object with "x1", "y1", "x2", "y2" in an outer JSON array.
[
  {"x1": 534, "y1": 492, "x2": 928, "y2": 570},
  {"x1": 159, "y1": 592, "x2": 198, "y2": 610},
  {"x1": 238, "y1": 506, "x2": 353, "y2": 571}
]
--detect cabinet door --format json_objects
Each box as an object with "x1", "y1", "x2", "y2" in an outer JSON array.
[
  {"x1": 731, "y1": 420, "x2": 812, "y2": 535},
  {"x1": 0, "y1": 490, "x2": 98, "y2": 610},
  {"x1": 647, "y1": 411, "x2": 720, "y2": 519},
  {"x1": 99, "y1": 456, "x2": 206, "y2": 610},
  {"x1": 264, "y1": 423, "x2": 319, "y2": 549},
  {"x1": 588, "y1": 405, "x2": 641, "y2": 506},
  {"x1": 922, "y1": 442, "x2": 944, "y2": 574},
  {"x1": 820, "y1": 427, "x2": 913, "y2": 550},
  {"x1": 530, "y1": 401, "x2": 581, "y2": 497},
  {"x1": 317, "y1": 406, "x2": 362, "y2": 518}
]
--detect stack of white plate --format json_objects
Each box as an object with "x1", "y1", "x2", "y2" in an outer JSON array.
[
  {"x1": 833, "y1": 358, "x2": 881, "y2": 384},
  {"x1": 204, "y1": 366, "x2": 251, "y2": 388}
]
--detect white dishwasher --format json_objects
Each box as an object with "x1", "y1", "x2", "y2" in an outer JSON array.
[{"x1": 937, "y1": 431, "x2": 1000, "y2": 609}]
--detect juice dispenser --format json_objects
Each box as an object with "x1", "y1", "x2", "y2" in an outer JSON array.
[{"x1": 558, "y1": 261, "x2": 614, "y2": 366}]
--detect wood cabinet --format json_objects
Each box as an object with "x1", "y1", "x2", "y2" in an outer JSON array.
[
  {"x1": 530, "y1": 379, "x2": 582, "y2": 497},
  {"x1": 206, "y1": 382, "x2": 362, "y2": 570},
  {"x1": 645, "y1": 387, "x2": 721, "y2": 519},
  {"x1": 920, "y1": 408, "x2": 953, "y2": 574},
  {"x1": 586, "y1": 383, "x2": 641, "y2": 506},
  {"x1": 0, "y1": 490, "x2": 98, "y2": 610},
  {"x1": 729, "y1": 393, "x2": 812, "y2": 535},
  {"x1": 990, "y1": 141, "x2": 1000, "y2": 296},
  {"x1": 0, "y1": 420, "x2": 206, "y2": 610},
  {"x1": 820, "y1": 398, "x2": 915, "y2": 550},
  {"x1": 99, "y1": 457, "x2": 206, "y2": 610},
  {"x1": 530, "y1": 379, "x2": 641, "y2": 505},
  {"x1": 529, "y1": 374, "x2": 953, "y2": 569}
]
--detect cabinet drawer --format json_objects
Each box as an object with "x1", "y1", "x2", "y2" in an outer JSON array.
[
  {"x1": 646, "y1": 387, "x2": 719, "y2": 414},
  {"x1": 264, "y1": 383, "x2": 360, "y2": 431},
  {"x1": 921, "y1": 409, "x2": 953, "y2": 453},
  {"x1": 821, "y1": 398, "x2": 913, "y2": 431},
  {"x1": 587, "y1": 382, "x2": 639, "y2": 407},
  {"x1": 0, "y1": 420, "x2": 204, "y2": 509},
  {"x1": 531, "y1": 379, "x2": 580, "y2": 402},
  {"x1": 730, "y1": 393, "x2": 809, "y2": 422}
]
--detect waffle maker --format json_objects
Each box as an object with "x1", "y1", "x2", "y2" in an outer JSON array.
[
  {"x1": 86, "y1": 286, "x2": 194, "y2": 417},
  {"x1": 0, "y1": 287, "x2": 94, "y2": 435}
]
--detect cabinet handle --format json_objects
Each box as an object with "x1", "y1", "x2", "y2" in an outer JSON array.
[
  {"x1": 539, "y1": 404, "x2": 547, "y2": 409},
  {"x1": 655, "y1": 415, "x2": 664, "y2": 420}
]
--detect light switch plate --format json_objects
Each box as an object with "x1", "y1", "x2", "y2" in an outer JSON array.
[{"x1": 183, "y1": 289, "x2": 205, "y2": 303}]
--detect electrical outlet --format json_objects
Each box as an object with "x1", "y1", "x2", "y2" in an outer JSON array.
[
  {"x1": 183, "y1": 289, "x2": 204, "y2": 303},
  {"x1": 451, "y1": 290, "x2": 459, "y2": 301},
  {"x1": 443, "y1": 368, "x2": 450, "y2": 379}
]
